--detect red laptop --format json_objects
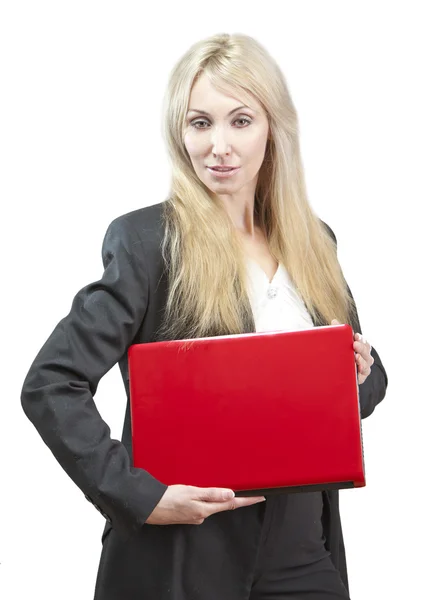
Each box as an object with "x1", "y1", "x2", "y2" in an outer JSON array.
[{"x1": 128, "y1": 324, "x2": 365, "y2": 495}]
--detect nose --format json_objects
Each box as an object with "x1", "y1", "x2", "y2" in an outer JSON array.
[{"x1": 210, "y1": 127, "x2": 232, "y2": 156}]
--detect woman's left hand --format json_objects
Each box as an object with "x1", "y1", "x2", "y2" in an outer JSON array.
[{"x1": 331, "y1": 319, "x2": 374, "y2": 385}]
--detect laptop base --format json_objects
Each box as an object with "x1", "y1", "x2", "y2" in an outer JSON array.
[{"x1": 234, "y1": 481, "x2": 357, "y2": 496}]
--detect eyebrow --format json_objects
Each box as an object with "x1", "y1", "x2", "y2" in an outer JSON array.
[{"x1": 187, "y1": 105, "x2": 254, "y2": 117}]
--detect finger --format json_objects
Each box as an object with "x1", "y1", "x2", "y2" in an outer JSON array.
[
  {"x1": 355, "y1": 354, "x2": 366, "y2": 384},
  {"x1": 231, "y1": 496, "x2": 267, "y2": 509},
  {"x1": 331, "y1": 319, "x2": 340, "y2": 326},
  {"x1": 193, "y1": 487, "x2": 236, "y2": 503},
  {"x1": 354, "y1": 333, "x2": 373, "y2": 354},
  {"x1": 355, "y1": 352, "x2": 371, "y2": 376},
  {"x1": 203, "y1": 496, "x2": 266, "y2": 516},
  {"x1": 353, "y1": 340, "x2": 373, "y2": 365}
]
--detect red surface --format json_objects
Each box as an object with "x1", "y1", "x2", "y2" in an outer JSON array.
[{"x1": 128, "y1": 325, "x2": 365, "y2": 492}]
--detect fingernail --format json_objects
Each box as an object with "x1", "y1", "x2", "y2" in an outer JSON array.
[{"x1": 223, "y1": 491, "x2": 235, "y2": 499}]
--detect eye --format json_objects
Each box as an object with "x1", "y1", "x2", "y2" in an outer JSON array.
[{"x1": 190, "y1": 116, "x2": 252, "y2": 130}]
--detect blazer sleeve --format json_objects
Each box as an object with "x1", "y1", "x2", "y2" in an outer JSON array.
[
  {"x1": 20, "y1": 215, "x2": 168, "y2": 541},
  {"x1": 322, "y1": 221, "x2": 388, "y2": 419}
]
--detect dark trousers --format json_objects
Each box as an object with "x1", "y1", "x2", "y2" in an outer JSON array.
[
  {"x1": 250, "y1": 493, "x2": 350, "y2": 599},
  {"x1": 250, "y1": 555, "x2": 350, "y2": 600},
  {"x1": 94, "y1": 492, "x2": 350, "y2": 599}
]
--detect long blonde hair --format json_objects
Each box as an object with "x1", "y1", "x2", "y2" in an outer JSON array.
[{"x1": 156, "y1": 32, "x2": 357, "y2": 341}]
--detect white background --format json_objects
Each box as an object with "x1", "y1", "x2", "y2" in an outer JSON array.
[{"x1": 1, "y1": 1, "x2": 431, "y2": 598}]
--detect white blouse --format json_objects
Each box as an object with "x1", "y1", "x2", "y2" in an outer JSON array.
[
  {"x1": 245, "y1": 259, "x2": 371, "y2": 379},
  {"x1": 245, "y1": 259, "x2": 315, "y2": 333}
]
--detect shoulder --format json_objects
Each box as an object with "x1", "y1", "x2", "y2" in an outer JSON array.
[
  {"x1": 108, "y1": 201, "x2": 167, "y2": 234},
  {"x1": 104, "y1": 201, "x2": 168, "y2": 249},
  {"x1": 101, "y1": 202, "x2": 168, "y2": 277}
]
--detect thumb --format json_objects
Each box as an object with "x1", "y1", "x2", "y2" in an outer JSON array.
[{"x1": 331, "y1": 319, "x2": 341, "y2": 325}]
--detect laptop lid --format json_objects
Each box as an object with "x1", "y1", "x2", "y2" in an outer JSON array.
[{"x1": 128, "y1": 324, "x2": 365, "y2": 495}]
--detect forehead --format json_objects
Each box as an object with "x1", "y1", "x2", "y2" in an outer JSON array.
[{"x1": 188, "y1": 73, "x2": 259, "y2": 112}]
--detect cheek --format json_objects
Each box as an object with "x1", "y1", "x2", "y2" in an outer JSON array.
[
  {"x1": 184, "y1": 133, "x2": 203, "y2": 158},
  {"x1": 245, "y1": 138, "x2": 268, "y2": 169},
  {"x1": 246, "y1": 128, "x2": 268, "y2": 153}
]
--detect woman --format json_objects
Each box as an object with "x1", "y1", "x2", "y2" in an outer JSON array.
[{"x1": 21, "y1": 33, "x2": 388, "y2": 599}]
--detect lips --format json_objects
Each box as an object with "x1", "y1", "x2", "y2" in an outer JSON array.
[
  {"x1": 208, "y1": 166, "x2": 236, "y2": 171},
  {"x1": 207, "y1": 166, "x2": 241, "y2": 179}
]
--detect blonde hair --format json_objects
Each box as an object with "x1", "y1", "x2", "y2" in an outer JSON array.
[{"x1": 156, "y1": 32, "x2": 357, "y2": 341}]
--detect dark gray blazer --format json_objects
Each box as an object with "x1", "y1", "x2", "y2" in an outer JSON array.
[{"x1": 20, "y1": 200, "x2": 388, "y2": 598}]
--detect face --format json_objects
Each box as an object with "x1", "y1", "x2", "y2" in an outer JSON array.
[{"x1": 184, "y1": 73, "x2": 270, "y2": 206}]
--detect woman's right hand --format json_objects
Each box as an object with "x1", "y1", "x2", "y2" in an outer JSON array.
[{"x1": 145, "y1": 484, "x2": 266, "y2": 525}]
